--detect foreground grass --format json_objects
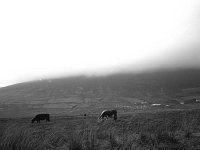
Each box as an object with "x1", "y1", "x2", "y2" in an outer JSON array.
[{"x1": 1, "y1": 109, "x2": 200, "y2": 150}]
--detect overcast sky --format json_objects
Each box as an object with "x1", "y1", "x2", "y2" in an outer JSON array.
[{"x1": 0, "y1": 0, "x2": 200, "y2": 87}]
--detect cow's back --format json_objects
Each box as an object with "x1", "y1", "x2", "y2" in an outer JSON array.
[{"x1": 35, "y1": 114, "x2": 50, "y2": 120}]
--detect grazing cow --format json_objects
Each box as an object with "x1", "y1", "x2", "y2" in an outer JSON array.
[
  {"x1": 98, "y1": 110, "x2": 117, "y2": 122},
  {"x1": 31, "y1": 114, "x2": 50, "y2": 123}
]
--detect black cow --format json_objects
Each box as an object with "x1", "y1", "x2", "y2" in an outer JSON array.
[
  {"x1": 31, "y1": 114, "x2": 50, "y2": 123},
  {"x1": 98, "y1": 110, "x2": 117, "y2": 122}
]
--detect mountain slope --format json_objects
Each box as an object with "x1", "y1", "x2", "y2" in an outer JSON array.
[{"x1": 0, "y1": 69, "x2": 200, "y2": 118}]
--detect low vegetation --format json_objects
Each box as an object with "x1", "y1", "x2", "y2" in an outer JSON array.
[{"x1": 1, "y1": 109, "x2": 200, "y2": 150}]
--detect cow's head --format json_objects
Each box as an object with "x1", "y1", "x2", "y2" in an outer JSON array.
[{"x1": 31, "y1": 118, "x2": 35, "y2": 123}]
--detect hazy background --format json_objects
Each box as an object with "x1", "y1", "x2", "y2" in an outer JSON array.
[{"x1": 0, "y1": 0, "x2": 200, "y2": 87}]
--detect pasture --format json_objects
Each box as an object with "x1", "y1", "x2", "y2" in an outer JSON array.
[{"x1": 1, "y1": 108, "x2": 200, "y2": 150}]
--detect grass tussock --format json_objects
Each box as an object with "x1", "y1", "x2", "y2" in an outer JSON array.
[{"x1": 1, "y1": 109, "x2": 200, "y2": 150}]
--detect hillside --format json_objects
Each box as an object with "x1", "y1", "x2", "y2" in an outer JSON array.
[{"x1": 0, "y1": 69, "x2": 200, "y2": 118}]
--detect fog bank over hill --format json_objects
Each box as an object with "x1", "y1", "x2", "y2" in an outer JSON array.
[
  {"x1": 111, "y1": 46, "x2": 200, "y2": 75},
  {"x1": 2, "y1": 68, "x2": 200, "y2": 95}
]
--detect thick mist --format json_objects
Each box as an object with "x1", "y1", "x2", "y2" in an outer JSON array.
[{"x1": 0, "y1": 0, "x2": 200, "y2": 87}]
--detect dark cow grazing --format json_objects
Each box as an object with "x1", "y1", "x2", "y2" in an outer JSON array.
[
  {"x1": 98, "y1": 110, "x2": 117, "y2": 122},
  {"x1": 31, "y1": 114, "x2": 50, "y2": 123}
]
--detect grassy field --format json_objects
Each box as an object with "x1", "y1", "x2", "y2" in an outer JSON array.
[{"x1": 1, "y1": 108, "x2": 200, "y2": 150}]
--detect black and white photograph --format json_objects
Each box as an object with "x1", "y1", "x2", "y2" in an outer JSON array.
[{"x1": 0, "y1": 0, "x2": 200, "y2": 149}]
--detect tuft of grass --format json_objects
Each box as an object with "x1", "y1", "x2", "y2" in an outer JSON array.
[
  {"x1": 156, "y1": 131, "x2": 178, "y2": 144},
  {"x1": 69, "y1": 140, "x2": 83, "y2": 150}
]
